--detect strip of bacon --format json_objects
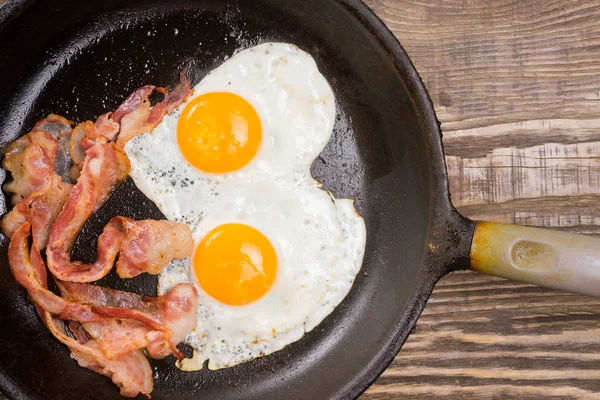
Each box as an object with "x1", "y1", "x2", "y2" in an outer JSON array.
[
  {"x1": 10, "y1": 222, "x2": 197, "y2": 364},
  {"x1": 1, "y1": 169, "x2": 72, "y2": 250},
  {"x1": 113, "y1": 86, "x2": 157, "y2": 148},
  {"x1": 33, "y1": 113, "x2": 74, "y2": 182},
  {"x1": 9, "y1": 222, "x2": 171, "y2": 330},
  {"x1": 58, "y1": 280, "x2": 198, "y2": 360},
  {"x1": 68, "y1": 321, "x2": 93, "y2": 343},
  {"x1": 115, "y1": 70, "x2": 192, "y2": 148},
  {"x1": 79, "y1": 319, "x2": 160, "y2": 360},
  {"x1": 9, "y1": 222, "x2": 104, "y2": 319},
  {"x1": 47, "y1": 71, "x2": 192, "y2": 283},
  {"x1": 0, "y1": 200, "x2": 29, "y2": 240},
  {"x1": 68, "y1": 112, "x2": 122, "y2": 180},
  {"x1": 151, "y1": 284, "x2": 199, "y2": 346},
  {"x1": 2, "y1": 72, "x2": 196, "y2": 397},
  {"x1": 48, "y1": 202, "x2": 192, "y2": 282},
  {"x1": 42, "y1": 313, "x2": 153, "y2": 398},
  {"x1": 146, "y1": 69, "x2": 193, "y2": 127},
  {"x1": 2, "y1": 129, "x2": 57, "y2": 206},
  {"x1": 69, "y1": 121, "x2": 94, "y2": 171},
  {"x1": 32, "y1": 113, "x2": 73, "y2": 137},
  {"x1": 70, "y1": 71, "x2": 192, "y2": 158},
  {"x1": 116, "y1": 217, "x2": 193, "y2": 278},
  {"x1": 71, "y1": 113, "x2": 121, "y2": 172},
  {"x1": 56, "y1": 279, "x2": 159, "y2": 317},
  {"x1": 1, "y1": 124, "x2": 73, "y2": 249},
  {"x1": 46, "y1": 140, "x2": 130, "y2": 282},
  {"x1": 29, "y1": 175, "x2": 73, "y2": 249},
  {"x1": 111, "y1": 85, "x2": 156, "y2": 125},
  {"x1": 93, "y1": 112, "x2": 121, "y2": 142}
]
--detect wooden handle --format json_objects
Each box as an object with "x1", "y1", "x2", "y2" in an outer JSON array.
[{"x1": 470, "y1": 222, "x2": 600, "y2": 297}]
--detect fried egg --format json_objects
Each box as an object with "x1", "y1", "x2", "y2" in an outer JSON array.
[{"x1": 124, "y1": 43, "x2": 366, "y2": 370}]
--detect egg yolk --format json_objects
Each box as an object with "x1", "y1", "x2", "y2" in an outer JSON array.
[
  {"x1": 194, "y1": 223, "x2": 277, "y2": 305},
  {"x1": 177, "y1": 92, "x2": 261, "y2": 173}
]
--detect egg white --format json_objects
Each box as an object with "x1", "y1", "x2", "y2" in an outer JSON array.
[{"x1": 125, "y1": 43, "x2": 366, "y2": 370}]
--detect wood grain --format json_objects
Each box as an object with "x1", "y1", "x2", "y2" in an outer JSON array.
[
  {"x1": 363, "y1": 0, "x2": 600, "y2": 399},
  {"x1": 0, "y1": 2, "x2": 599, "y2": 400}
]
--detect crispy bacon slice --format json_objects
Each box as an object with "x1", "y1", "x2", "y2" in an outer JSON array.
[
  {"x1": 152, "y1": 283, "x2": 199, "y2": 348},
  {"x1": 69, "y1": 71, "x2": 192, "y2": 158},
  {"x1": 147, "y1": 69, "x2": 193, "y2": 124},
  {"x1": 69, "y1": 121, "x2": 93, "y2": 171},
  {"x1": 144, "y1": 283, "x2": 199, "y2": 359},
  {"x1": 42, "y1": 313, "x2": 153, "y2": 398},
  {"x1": 77, "y1": 319, "x2": 155, "y2": 360},
  {"x1": 71, "y1": 341, "x2": 153, "y2": 399},
  {"x1": 57, "y1": 279, "x2": 160, "y2": 321},
  {"x1": 1, "y1": 115, "x2": 74, "y2": 236},
  {"x1": 48, "y1": 208, "x2": 192, "y2": 282},
  {"x1": 32, "y1": 114, "x2": 75, "y2": 182},
  {"x1": 71, "y1": 114, "x2": 121, "y2": 171},
  {"x1": 69, "y1": 113, "x2": 118, "y2": 163},
  {"x1": 114, "y1": 86, "x2": 157, "y2": 148},
  {"x1": 111, "y1": 85, "x2": 156, "y2": 125},
  {"x1": 0, "y1": 200, "x2": 29, "y2": 240},
  {"x1": 116, "y1": 218, "x2": 193, "y2": 278},
  {"x1": 9, "y1": 222, "x2": 172, "y2": 330},
  {"x1": 2, "y1": 168, "x2": 73, "y2": 251},
  {"x1": 46, "y1": 140, "x2": 130, "y2": 282},
  {"x1": 3, "y1": 72, "x2": 196, "y2": 397},
  {"x1": 58, "y1": 280, "x2": 198, "y2": 360},
  {"x1": 1, "y1": 124, "x2": 72, "y2": 249},
  {"x1": 2, "y1": 129, "x2": 58, "y2": 206},
  {"x1": 9, "y1": 222, "x2": 102, "y2": 319},
  {"x1": 115, "y1": 71, "x2": 192, "y2": 148},
  {"x1": 29, "y1": 175, "x2": 73, "y2": 249},
  {"x1": 10, "y1": 222, "x2": 197, "y2": 363},
  {"x1": 33, "y1": 114, "x2": 73, "y2": 137},
  {"x1": 30, "y1": 114, "x2": 74, "y2": 182},
  {"x1": 69, "y1": 321, "x2": 93, "y2": 343},
  {"x1": 94, "y1": 112, "x2": 121, "y2": 142}
]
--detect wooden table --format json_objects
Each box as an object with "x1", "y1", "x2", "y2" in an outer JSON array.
[
  {"x1": 362, "y1": 1, "x2": 600, "y2": 399},
  {"x1": 0, "y1": 1, "x2": 599, "y2": 400}
]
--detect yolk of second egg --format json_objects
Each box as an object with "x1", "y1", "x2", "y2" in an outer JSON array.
[
  {"x1": 194, "y1": 223, "x2": 277, "y2": 306},
  {"x1": 177, "y1": 92, "x2": 262, "y2": 173}
]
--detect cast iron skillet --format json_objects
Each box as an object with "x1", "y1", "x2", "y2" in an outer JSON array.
[{"x1": 1, "y1": 1, "x2": 599, "y2": 399}]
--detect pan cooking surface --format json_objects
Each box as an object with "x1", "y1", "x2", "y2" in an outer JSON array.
[{"x1": 0, "y1": 1, "x2": 440, "y2": 398}]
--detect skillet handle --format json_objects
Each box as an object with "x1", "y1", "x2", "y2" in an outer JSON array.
[{"x1": 470, "y1": 222, "x2": 600, "y2": 297}]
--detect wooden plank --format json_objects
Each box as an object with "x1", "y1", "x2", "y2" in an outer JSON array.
[
  {"x1": 0, "y1": 2, "x2": 599, "y2": 400},
  {"x1": 363, "y1": 0, "x2": 600, "y2": 399}
]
